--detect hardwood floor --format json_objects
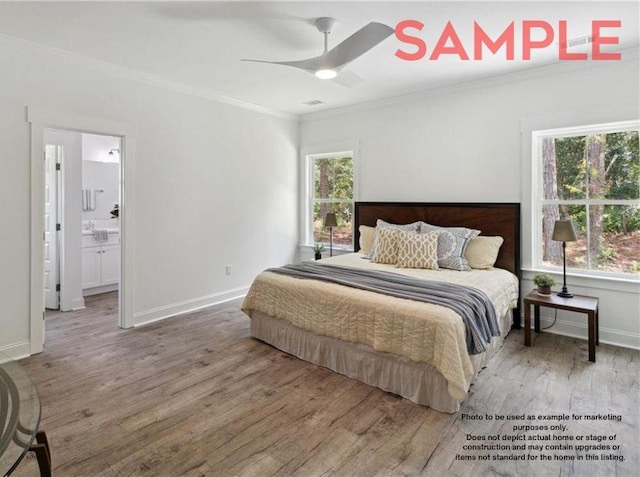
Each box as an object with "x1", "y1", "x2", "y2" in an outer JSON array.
[{"x1": 13, "y1": 292, "x2": 639, "y2": 476}]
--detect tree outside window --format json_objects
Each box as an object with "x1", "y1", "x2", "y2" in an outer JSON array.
[
  {"x1": 537, "y1": 123, "x2": 639, "y2": 276},
  {"x1": 310, "y1": 153, "x2": 354, "y2": 247}
]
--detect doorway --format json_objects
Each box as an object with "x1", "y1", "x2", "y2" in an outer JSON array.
[
  {"x1": 43, "y1": 130, "x2": 122, "y2": 321},
  {"x1": 28, "y1": 107, "x2": 135, "y2": 355}
]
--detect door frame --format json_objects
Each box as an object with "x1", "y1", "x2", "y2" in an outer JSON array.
[{"x1": 28, "y1": 106, "x2": 136, "y2": 354}]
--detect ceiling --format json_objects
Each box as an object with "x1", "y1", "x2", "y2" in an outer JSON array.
[{"x1": 0, "y1": 1, "x2": 637, "y2": 116}]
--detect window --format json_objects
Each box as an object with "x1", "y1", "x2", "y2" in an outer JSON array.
[
  {"x1": 307, "y1": 151, "x2": 354, "y2": 248},
  {"x1": 533, "y1": 121, "x2": 639, "y2": 277}
]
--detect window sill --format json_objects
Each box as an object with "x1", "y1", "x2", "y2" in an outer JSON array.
[
  {"x1": 298, "y1": 244, "x2": 355, "y2": 261},
  {"x1": 522, "y1": 268, "x2": 639, "y2": 294},
  {"x1": 299, "y1": 244, "x2": 354, "y2": 252}
]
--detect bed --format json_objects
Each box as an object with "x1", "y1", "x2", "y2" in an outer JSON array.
[{"x1": 242, "y1": 202, "x2": 521, "y2": 413}]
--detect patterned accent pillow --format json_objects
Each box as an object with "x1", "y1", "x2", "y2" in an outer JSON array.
[
  {"x1": 396, "y1": 231, "x2": 440, "y2": 269},
  {"x1": 370, "y1": 227, "x2": 400, "y2": 264},
  {"x1": 368, "y1": 219, "x2": 421, "y2": 259},
  {"x1": 419, "y1": 222, "x2": 480, "y2": 271}
]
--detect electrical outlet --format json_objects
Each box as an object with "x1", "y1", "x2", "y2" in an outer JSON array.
[{"x1": 225, "y1": 265, "x2": 232, "y2": 276}]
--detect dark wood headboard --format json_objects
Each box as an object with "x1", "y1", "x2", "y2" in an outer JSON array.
[
  {"x1": 354, "y1": 201, "x2": 521, "y2": 278},
  {"x1": 354, "y1": 202, "x2": 521, "y2": 329}
]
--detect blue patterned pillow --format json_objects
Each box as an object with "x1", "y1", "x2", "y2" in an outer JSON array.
[
  {"x1": 419, "y1": 222, "x2": 480, "y2": 271},
  {"x1": 368, "y1": 219, "x2": 421, "y2": 259}
]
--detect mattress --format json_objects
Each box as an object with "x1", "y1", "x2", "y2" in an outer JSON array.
[{"x1": 242, "y1": 253, "x2": 519, "y2": 406}]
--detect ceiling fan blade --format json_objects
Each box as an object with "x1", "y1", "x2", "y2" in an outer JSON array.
[
  {"x1": 241, "y1": 56, "x2": 320, "y2": 73},
  {"x1": 241, "y1": 21, "x2": 393, "y2": 78},
  {"x1": 323, "y1": 22, "x2": 394, "y2": 69},
  {"x1": 331, "y1": 70, "x2": 364, "y2": 88}
]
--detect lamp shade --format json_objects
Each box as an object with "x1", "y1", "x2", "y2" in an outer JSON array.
[
  {"x1": 324, "y1": 213, "x2": 338, "y2": 228},
  {"x1": 552, "y1": 220, "x2": 577, "y2": 242}
]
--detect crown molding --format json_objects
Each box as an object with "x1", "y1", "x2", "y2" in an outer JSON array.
[
  {"x1": 2, "y1": 29, "x2": 636, "y2": 125},
  {"x1": 0, "y1": 32, "x2": 298, "y2": 121},
  {"x1": 301, "y1": 46, "x2": 640, "y2": 122}
]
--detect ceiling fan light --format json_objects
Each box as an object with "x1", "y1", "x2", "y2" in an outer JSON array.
[{"x1": 315, "y1": 69, "x2": 337, "y2": 79}]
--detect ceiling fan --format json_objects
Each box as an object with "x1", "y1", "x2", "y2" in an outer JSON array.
[{"x1": 241, "y1": 17, "x2": 394, "y2": 79}]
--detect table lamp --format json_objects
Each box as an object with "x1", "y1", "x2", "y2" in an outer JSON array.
[
  {"x1": 324, "y1": 213, "x2": 337, "y2": 257},
  {"x1": 552, "y1": 219, "x2": 577, "y2": 298}
]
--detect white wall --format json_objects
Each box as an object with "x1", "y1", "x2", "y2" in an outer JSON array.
[
  {"x1": 0, "y1": 35, "x2": 298, "y2": 356},
  {"x1": 300, "y1": 56, "x2": 640, "y2": 350},
  {"x1": 82, "y1": 160, "x2": 119, "y2": 222},
  {"x1": 82, "y1": 161, "x2": 120, "y2": 223},
  {"x1": 82, "y1": 133, "x2": 121, "y2": 225},
  {"x1": 82, "y1": 132, "x2": 120, "y2": 165}
]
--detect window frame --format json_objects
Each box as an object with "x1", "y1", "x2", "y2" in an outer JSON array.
[
  {"x1": 301, "y1": 142, "x2": 359, "y2": 250},
  {"x1": 531, "y1": 119, "x2": 640, "y2": 280}
]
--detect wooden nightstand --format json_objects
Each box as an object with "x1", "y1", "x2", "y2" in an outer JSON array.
[{"x1": 523, "y1": 290, "x2": 599, "y2": 362}]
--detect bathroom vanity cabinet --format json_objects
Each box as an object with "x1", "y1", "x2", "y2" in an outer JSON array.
[{"x1": 82, "y1": 232, "x2": 119, "y2": 294}]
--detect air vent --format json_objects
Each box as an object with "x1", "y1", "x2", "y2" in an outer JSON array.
[
  {"x1": 303, "y1": 100, "x2": 324, "y2": 106},
  {"x1": 568, "y1": 35, "x2": 593, "y2": 47},
  {"x1": 558, "y1": 35, "x2": 594, "y2": 48}
]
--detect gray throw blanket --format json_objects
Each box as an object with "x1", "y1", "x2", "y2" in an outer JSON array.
[{"x1": 267, "y1": 262, "x2": 500, "y2": 355}]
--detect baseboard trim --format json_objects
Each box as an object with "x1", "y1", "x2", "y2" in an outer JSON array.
[
  {"x1": 133, "y1": 286, "x2": 249, "y2": 327},
  {"x1": 83, "y1": 284, "x2": 118, "y2": 297},
  {"x1": 71, "y1": 296, "x2": 85, "y2": 311},
  {"x1": 0, "y1": 341, "x2": 32, "y2": 361},
  {"x1": 519, "y1": 315, "x2": 640, "y2": 351}
]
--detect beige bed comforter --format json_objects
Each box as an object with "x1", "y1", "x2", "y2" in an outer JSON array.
[{"x1": 241, "y1": 253, "x2": 519, "y2": 401}]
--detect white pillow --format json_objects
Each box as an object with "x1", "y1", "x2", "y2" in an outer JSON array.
[
  {"x1": 464, "y1": 236, "x2": 504, "y2": 269},
  {"x1": 359, "y1": 225, "x2": 375, "y2": 255},
  {"x1": 396, "y1": 231, "x2": 439, "y2": 269}
]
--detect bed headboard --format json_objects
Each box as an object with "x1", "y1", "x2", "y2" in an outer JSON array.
[{"x1": 354, "y1": 202, "x2": 521, "y2": 278}]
